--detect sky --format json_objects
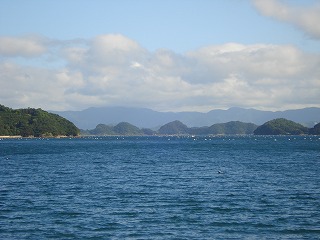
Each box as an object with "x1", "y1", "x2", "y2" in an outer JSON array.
[{"x1": 0, "y1": 0, "x2": 319, "y2": 112}]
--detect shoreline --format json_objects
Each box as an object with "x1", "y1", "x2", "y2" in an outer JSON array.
[
  {"x1": 0, "y1": 136, "x2": 22, "y2": 138},
  {"x1": 0, "y1": 135, "x2": 79, "y2": 139}
]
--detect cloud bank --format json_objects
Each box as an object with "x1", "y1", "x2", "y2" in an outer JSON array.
[
  {"x1": 253, "y1": 0, "x2": 320, "y2": 39},
  {"x1": 0, "y1": 34, "x2": 319, "y2": 112},
  {"x1": 0, "y1": 36, "x2": 47, "y2": 57}
]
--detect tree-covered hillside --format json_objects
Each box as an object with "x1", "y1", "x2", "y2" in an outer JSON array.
[
  {"x1": 83, "y1": 120, "x2": 258, "y2": 136},
  {"x1": 157, "y1": 120, "x2": 257, "y2": 135},
  {"x1": 189, "y1": 121, "x2": 258, "y2": 135},
  {"x1": 0, "y1": 104, "x2": 79, "y2": 137},
  {"x1": 309, "y1": 122, "x2": 320, "y2": 135},
  {"x1": 81, "y1": 118, "x2": 320, "y2": 136},
  {"x1": 81, "y1": 122, "x2": 149, "y2": 136},
  {"x1": 253, "y1": 118, "x2": 309, "y2": 135},
  {"x1": 158, "y1": 120, "x2": 189, "y2": 135}
]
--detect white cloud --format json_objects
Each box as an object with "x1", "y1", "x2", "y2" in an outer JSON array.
[
  {"x1": 0, "y1": 36, "x2": 47, "y2": 57},
  {"x1": 253, "y1": 0, "x2": 320, "y2": 39},
  {"x1": 63, "y1": 47, "x2": 87, "y2": 65},
  {"x1": 0, "y1": 34, "x2": 319, "y2": 112},
  {"x1": 87, "y1": 34, "x2": 146, "y2": 67}
]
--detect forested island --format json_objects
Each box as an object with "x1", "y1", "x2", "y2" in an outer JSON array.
[
  {"x1": 253, "y1": 118, "x2": 309, "y2": 135},
  {"x1": 158, "y1": 120, "x2": 258, "y2": 135},
  {"x1": 1, "y1": 103, "x2": 319, "y2": 137},
  {"x1": 253, "y1": 118, "x2": 320, "y2": 135},
  {"x1": 0, "y1": 105, "x2": 79, "y2": 137},
  {"x1": 81, "y1": 118, "x2": 320, "y2": 136},
  {"x1": 309, "y1": 122, "x2": 320, "y2": 135},
  {"x1": 81, "y1": 120, "x2": 259, "y2": 136}
]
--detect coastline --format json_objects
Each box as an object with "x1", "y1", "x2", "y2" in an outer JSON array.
[
  {"x1": 0, "y1": 135, "x2": 79, "y2": 139},
  {"x1": 0, "y1": 136, "x2": 22, "y2": 139}
]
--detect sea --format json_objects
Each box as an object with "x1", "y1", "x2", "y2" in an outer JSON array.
[{"x1": 0, "y1": 135, "x2": 319, "y2": 239}]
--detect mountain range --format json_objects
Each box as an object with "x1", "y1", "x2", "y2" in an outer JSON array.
[{"x1": 52, "y1": 106, "x2": 320, "y2": 130}]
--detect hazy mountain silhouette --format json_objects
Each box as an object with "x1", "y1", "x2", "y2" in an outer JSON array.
[{"x1": 52, "y1": 106, "x2": 320, "y2": 129}]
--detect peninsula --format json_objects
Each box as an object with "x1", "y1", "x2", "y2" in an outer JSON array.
[{"x1": 0, "y1": 104, "x2": 79, "y2": 137}]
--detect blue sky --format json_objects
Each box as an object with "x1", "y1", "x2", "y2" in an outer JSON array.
[
  {"x1": 0, "y1": 0, "x2": 319, "y2": 111},
  {"x1": 1, "y1": 0, "x2": 319, "y2": 52}
]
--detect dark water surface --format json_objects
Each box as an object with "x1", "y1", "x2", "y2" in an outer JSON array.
[{"x1": 1, "y1": 136, "x2": 319, "y2": 239}]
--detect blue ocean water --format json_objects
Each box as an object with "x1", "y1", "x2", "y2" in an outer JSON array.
[{"x1": 0, "y1": 136, "x2": 319, "y2": 239}]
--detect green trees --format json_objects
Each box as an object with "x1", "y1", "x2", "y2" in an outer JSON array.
[
  {"x1": 209, "y1": 121, "x2": 257, "y2": 135},
  {"x1": 83, "y1": 122, "x2": 144, "y2": 136},
  {"x1": 254, "y1": 118, "x2": 309, "y2": 135},
  {"x1": 0, "y1": 105, "x2": 79, "y2": 137},
  {"x1": 187, "y1": 121, "x2": 258, "y2": 135},
  {"x1": 158, "y1": 120, "x2": 189, "y2": 135},
  {"x1": 309, "y1": 122, "x2": 320, "y2": 135},
  {"x1": 84, "y1": 120, "x2": 258, "y2": 136},
  {"x1": 82, "y1": 117, "x2": 319, "y2": 136}
]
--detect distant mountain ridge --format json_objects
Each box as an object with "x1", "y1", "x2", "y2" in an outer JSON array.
[{"x1": 52, "y1": 106, "x2": 320, "y2": 130}]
